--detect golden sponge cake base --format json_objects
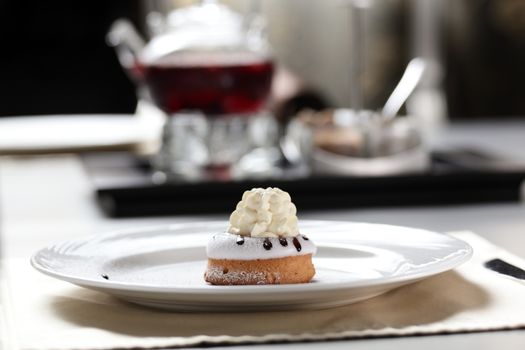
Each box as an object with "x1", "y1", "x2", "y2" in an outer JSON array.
[{"x1": 204, "y1": 254, "x2": 315, "y2": 285}]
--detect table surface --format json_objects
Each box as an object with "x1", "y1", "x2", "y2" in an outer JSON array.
[{"x1": 2, "y1": 118, "x2": 525, "y2": 349}]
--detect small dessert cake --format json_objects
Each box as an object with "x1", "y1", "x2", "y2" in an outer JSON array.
[{"x1": 204, "y1": 187, "x2": 316, "y2": 285}]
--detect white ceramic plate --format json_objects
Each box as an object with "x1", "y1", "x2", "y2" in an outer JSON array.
[
  {"x1": 0, "y1": 114, "x2": 161, "y2": 154},
  {"x1": 31, "y1": 221, "x2": 472, "y2": 312}
]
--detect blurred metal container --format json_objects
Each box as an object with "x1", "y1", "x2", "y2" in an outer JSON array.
[{"x1": 285, "y1": 109, "x2": 429, "y2": 176}]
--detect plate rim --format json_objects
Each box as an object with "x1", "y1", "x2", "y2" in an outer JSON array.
[{"x1": 30, "y1": 220, "x2": 473, "y2": 296}]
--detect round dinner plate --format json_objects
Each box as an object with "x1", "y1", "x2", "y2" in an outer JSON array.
[{"x1": 31, "y1": 221, "x2": 472, "y2": 312}]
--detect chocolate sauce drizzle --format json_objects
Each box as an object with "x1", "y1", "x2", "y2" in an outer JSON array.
[
  {"x1": 232, "y1": 235, "x2": 304, "y2": 252},
  {"x1": 236, "y1": 236, "x2": 245, "y2": 245},
  {"x1": 263, "y1": 238, "x2": 273, "y2": 250},
  {"x1": 292, "y1": 237, "x2": 302, "y2": 252}
]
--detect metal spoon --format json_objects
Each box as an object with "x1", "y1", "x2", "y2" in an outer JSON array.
[{"x1": 381, "y1": 57, "x2": 426, "y2": 122}]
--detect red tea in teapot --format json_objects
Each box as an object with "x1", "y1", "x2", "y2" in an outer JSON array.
[{"x1": 140, "y1": 50, "x2": 274, "y2": 116}]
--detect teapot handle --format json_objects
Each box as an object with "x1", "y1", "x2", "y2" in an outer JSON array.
[{"x1": 106, "y1": 19, "x2": 146, "y2": 75}]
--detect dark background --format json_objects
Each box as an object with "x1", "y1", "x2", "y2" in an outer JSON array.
[
  {"x1": 444, "y1": 0, "x2": 525, "y2": 118},
  {"x1": 0, "y1": 0, "x2": 139, "y2": 116}
]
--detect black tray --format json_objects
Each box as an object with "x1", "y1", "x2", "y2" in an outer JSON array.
[{"x1": 83, "y1": 150, "x2": 525, "y2": 217}]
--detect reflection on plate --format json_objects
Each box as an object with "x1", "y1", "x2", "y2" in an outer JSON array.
[{"x1": 31, "y1": 221, "x2": 472, "y2": 312}]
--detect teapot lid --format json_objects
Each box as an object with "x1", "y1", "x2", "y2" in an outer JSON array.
[{"x1": 140, "y1": 2, "x2": 249, "y2": 64}]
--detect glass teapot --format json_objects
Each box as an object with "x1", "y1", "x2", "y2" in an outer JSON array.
[{"x1": 108, "y1": 1, "x2": 276, "y2": 180}]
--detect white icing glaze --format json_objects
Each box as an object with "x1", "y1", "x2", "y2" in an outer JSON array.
[
  {"x1": 228, "y1": 187, "x2": 299, "y2": 237},
  {"x1": 206, "y1": 232, "x2": 316, "y2": 260}
]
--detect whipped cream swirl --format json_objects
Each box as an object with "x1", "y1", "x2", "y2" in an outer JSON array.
[{"x1": 228, "y1": 188, "x2": 299, "y2": 237}]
